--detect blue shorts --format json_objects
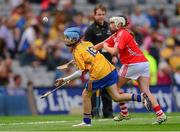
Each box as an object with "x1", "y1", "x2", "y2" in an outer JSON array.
[{"x1": 85, "y1": 69, "x2": 118, "y2": 91}]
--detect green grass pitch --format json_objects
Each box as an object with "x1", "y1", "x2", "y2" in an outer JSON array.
[{"x1": 0, "y1": 113, "x2": 180, "y2": 131}]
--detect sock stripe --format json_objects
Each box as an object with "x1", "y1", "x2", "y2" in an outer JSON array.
[
  {"x1": 119, "y1": 103, "x2": 125, "y2": 106},
  {"x1": 121, "y1": 106, "x2": 127, "y2": 110},
  {"x1": 119, "y1": 102, "x2": 129, "y2": 115},
  {"x1": 84, "y1": 113, "x2": 91, "y2": 115},
  {"x1": 153, "y1": 105, "x2": 164, "y2": 117},
  {"x1": 83, "y1": 113, "x2": 91, "y2": 118},
  {"x1": 121, "y1": 110, "x2": 128, "y2": 112},
  {"x1": 121, "y1": 111, "x2": 128, "y2": 116}
]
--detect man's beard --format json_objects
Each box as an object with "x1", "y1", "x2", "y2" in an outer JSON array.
[{"x1": 96, "y1": 20, "x2": 104, "y2": 26}]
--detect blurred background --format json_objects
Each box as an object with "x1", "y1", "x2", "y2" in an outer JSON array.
[{"x1": 0, "y1": 0, "x2": 179, "y2": 116}]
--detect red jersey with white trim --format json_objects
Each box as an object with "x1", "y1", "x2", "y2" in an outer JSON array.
[{"x1": 105, "y1": 28, "x2": 147, "y2": 64}]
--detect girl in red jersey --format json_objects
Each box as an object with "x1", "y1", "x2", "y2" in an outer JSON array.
[{"x1": 95, "y1": 16, "x2": 166, "y2": 124}]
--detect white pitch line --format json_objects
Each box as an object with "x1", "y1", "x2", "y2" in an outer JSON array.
[
  {"x1": 97, "y1": 119, "x2": 113, "y2": 122},
  {"x1": 0, "y1": 121, "x2": 67, "y2": 126}
]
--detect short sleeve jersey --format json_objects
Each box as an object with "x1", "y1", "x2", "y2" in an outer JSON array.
[{"x1": 72, "y1": 41, "x2": 115, "y2": 80}]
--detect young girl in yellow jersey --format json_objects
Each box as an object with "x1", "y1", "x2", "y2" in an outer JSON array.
[{"x1": 55, "y1": 27, "x2": 151, "y2": 127}]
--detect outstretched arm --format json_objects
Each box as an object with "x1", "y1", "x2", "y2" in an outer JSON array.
[
  {"x1": 93, "y1": 33, "x2": 116, "y2": 51},
  {"x1": 103, "y1": 43, "x2": 119, "y2": 55},
  {"x1": 93, "y1": 42, "x2": 104, "y2": 50},
  {"x1": 55, "y1": 70, "x2": 83, "y2": 87}
]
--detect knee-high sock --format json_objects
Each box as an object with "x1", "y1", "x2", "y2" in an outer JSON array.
[{"x1": 119, "y1": 90, "x2": 129, "y2": 116}]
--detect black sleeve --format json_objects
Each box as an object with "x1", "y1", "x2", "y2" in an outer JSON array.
[{"x1": 84, "y1": 26, "x2": 93, "y2": 42}]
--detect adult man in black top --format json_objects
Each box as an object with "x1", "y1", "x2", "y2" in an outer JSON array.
[{"x1": 84, "y1": 5, "x2": 112, "y2": 118}]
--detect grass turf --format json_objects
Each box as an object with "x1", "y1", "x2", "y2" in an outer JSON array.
[{"x1": 0, "y1": 113, "x2": 180, "y2": 131}]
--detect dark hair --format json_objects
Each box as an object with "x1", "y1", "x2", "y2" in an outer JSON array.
[
  {"x1": 94, "y1": 4, "x2": 107, "y2": 14},
  {"x1": 118, "y1": 15, "x2": 134, "y2": 37},
  {"x1": 119, "y1": 15, "x2": 129, "y2": 27},
  {"x1": 14, "y1": 74, "x2": 21, "y2": 81},
  {"x1": 74, "y1": 11, "x2": 83, "y2": 16}
]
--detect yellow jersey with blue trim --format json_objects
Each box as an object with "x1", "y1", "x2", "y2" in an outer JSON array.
[{"x1": 72, "y1": 41, "x2": 115, "y2": 80}]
